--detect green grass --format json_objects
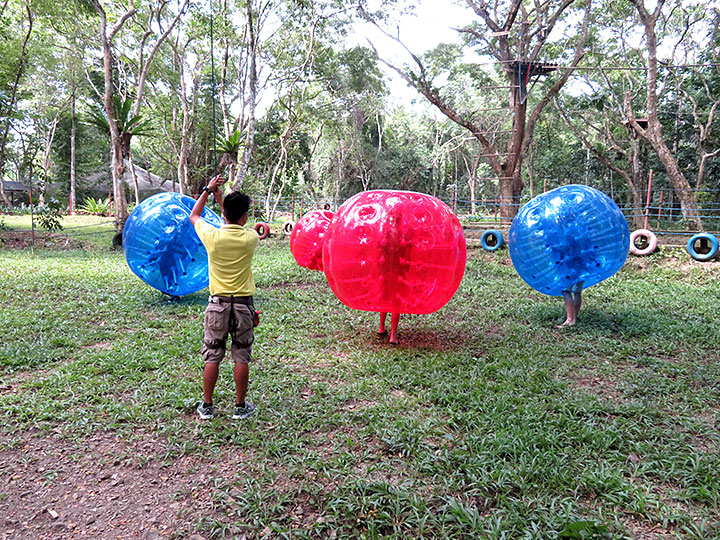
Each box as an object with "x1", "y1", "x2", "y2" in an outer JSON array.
[{"x1": 1, "y1": 217, "x2": 719, "y2": 539}]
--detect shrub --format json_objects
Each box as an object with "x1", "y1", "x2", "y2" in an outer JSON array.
[
  {"x1": 80, "y1": 197, "x2": 110, "y2": 216},
  {"x1": 35, "y1": 199, "x2": 64, "y2": 232}
]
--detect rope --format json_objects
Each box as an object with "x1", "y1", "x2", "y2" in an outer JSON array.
[{"x1": 209, "y1": 0, "x2": 218, "y2": 172}]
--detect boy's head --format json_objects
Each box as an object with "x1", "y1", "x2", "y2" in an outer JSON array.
[{"x1": 223, "y1": 192, "x2": 251, "y2": 224}]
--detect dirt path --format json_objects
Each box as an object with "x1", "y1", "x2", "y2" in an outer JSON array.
[{"x1": 0, "y1": 428, "x2": 245, "y2": 540}]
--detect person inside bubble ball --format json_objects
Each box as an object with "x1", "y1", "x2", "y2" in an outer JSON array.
[
  {"x1": 189, "y1": 174, "x2": 259, "y2": 420},
  {"x1": 558, "y1": 281, "x2": 583, "y2": 328}
]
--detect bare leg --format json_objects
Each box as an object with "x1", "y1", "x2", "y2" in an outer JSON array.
[
  {"x1": 389, "y1": 312, "x2": 400, "y2": 345},
  {"x1": 378, "y1": 312, "x2": 388, "y2": 336},
  {"x1": 557, "y1": 291, "x2": 577, "y2": 328},
  {"x1": 203, "y1": 362, "x2": 220, "y2": 403},
  {"x1": 572, "y1": 291, "x2": 582, "y2": 321},
  {"x1": 234, "y1": 362, "x2": 249, "y2": 405}
]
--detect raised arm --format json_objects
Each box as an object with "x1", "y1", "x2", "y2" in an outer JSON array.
[
  {"x1": 189, "y1": 175, "x2": 225, "y2": 225},
  {"x1": 214, "y1": 181, "x2": 224, "y2": 217}
]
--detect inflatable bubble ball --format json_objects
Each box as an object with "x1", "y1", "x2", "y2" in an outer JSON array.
[
  {"x1": 322, "y1": 190, "x2": 466, "y2": 315},
  {"x1": 290, "y1": 210, "x2": 335, "y2": 271},
  {"x1": 123, "y1": 192, "x2": 224, "y2": 296},
  {"x1": 509, "y1": 184, "x2": 630, "y2": 297}
]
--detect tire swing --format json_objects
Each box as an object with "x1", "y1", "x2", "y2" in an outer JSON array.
[
  {"x1": 254, "y1": 222, "x2": 270, "y2": 240},
  {"x1": 283, "y1": 221, "x2": 295, "y2": 236},
  {"x1": 686, "y1": 233, "x2": 719, "y2": 262},
  {"x1": 629, "y1": 229, "x2": 657, "y2": 256},
  {"x1": 480, "y1": 229, "x2": 504, "y2": 251}
]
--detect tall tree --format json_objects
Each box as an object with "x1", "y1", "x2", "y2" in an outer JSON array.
[
  {"x1": 361, "y1": 0, "x2": 592, "y2": 219},
  {"x1": 90, "y1": 0, "x2": 136, "y2": 230},
  {"x1": 624, "y1": 0, "x2": 703, "y2": 230},
  {"x1": 0, "y1": 0, "x2": 32, "y2": 206},
  {"x1": 90, "y1": 0, "x2": 187, "y2": 230}
]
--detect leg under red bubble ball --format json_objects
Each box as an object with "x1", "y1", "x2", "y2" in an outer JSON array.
[
  {"x1": 378, "y1": 312, "x2": 388, "y2": 336},
  {"x1": 389, "y1": 312, "x2": 400, "y2": 345}
]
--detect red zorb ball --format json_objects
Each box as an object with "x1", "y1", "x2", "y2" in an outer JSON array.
[
  {"x1": 322, "y1": 190, "x2": 466, "y2": 314},
  {"x1": 290, "y1": 210, "x2": 335, "y2": 271}
]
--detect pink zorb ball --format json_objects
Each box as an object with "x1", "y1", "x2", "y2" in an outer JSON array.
[
  {"x1": 322, "y1": 190, "x2": 466, "y2": 314},
  {"x1": 290, "y1": 210, "x2": 335, "y2": 271}
]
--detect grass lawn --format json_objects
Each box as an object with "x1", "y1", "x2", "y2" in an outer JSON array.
[{"x1": 0, "y1": 215, "x2": 719, "y2": 539}]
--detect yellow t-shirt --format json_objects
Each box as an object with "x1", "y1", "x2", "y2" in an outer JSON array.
[{"x1": 194, "y1": 220, "x2": 259, "y2": 296}]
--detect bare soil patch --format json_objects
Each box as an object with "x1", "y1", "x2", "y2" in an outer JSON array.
[
  {"x1": 0, "y1": 230, "x2": 85, "y2": 250},
  {"x1": 0, "y1": 427, "x2": 256, "y2": 540}
]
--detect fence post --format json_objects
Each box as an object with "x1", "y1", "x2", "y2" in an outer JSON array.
[
  {"x1": 251, "y1": 196, "x2": 255, "y2": 220},
  {"x1": 291, "y1": 195, "x2": 295, "y2": 221},
  {"x1": 494, "y1": 197, "x2": 498, "y2": 224},
  {"x1": 644, "y1": 170, "x2": 653, "y2": 230},
  {"x1": 657, "y1": 189, "x2": 663, "y2": 229}
]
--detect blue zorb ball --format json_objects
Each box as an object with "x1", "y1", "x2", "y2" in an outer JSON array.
[
  {"x1": 509, "y1": 185, "x2": 630, "y2": 296},
  {"x1": 123, "y1": 192, "x2": 223, "y2": 296}
]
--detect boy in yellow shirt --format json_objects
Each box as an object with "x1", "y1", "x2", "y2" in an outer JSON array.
[{"x1": 189, "y1": 175, "x2": 259, "y2": 420}]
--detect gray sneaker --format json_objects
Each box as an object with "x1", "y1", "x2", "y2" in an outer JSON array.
[
  {"x1": 196, "y1": 402, "x2": 215, "y2": 420},
  {"x1": 232, "y1": 402, "x2": 256, "y2": 419}
]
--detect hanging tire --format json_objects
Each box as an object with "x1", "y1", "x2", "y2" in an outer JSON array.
[
  {"x1": 629, "y1": 229, "x2": 657, "y2": 256},
  {"x1": 686, "y1": 233, "x2": 719, "y2": 261},
  {"x1": 255, "y1": 222, "x2": 270, "y2": 240},
  {"x1": 480, "y1": 229, "x2": 504, "y2": 251},
  {"x1": 283, "y1": 221, "x2": 295, "y2": 235}
]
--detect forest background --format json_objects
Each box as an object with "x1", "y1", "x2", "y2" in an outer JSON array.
[{"x1": 0, "y1": 0, "x2": 719, "y2": 232}]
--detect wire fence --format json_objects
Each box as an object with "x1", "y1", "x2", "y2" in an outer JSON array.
[
  {"x1": 259, "y1": 190, "x2": 720, "y2": 235},
  {"x1": 4, "y1": 186, "x2": 720, "y2": 237}
]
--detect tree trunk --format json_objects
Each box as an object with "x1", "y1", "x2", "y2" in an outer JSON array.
[
  {"x1": 70, "y1": 90, "x2": 77, "y2": 214},
  {"x1": 628, "y1": 140, "x2": 645, "y2": 229},
  {"x1": 235, "y1": 0, "x2": 258, "y2": 190},
  {"x1": 111, "y1": 138, "x2": 128, "y2": 226},
  {"x1": 177, "y1": 143, "x2": 187, "y2": 195},
  {"x1": 335, "y1": 139, "x2": 346, "y2": 201},
  {"x1": 91, "y1": 0, "x2": 134, "y2": 232},
  {"x1": 266, "y1": 126, "x2": 290, "y2": 220},
  {"x1": 652, "y1": 137, "x2": 701, "y2": 230},
  {"x1": 627, "y1": 0, "x2": 702, "y2": 231},
  {"x1": 0, "y1": 0, "x2": 32, "y2": 206},
  {"x1": 128, "y1": 155, "x2": 140, "y2": 205}
]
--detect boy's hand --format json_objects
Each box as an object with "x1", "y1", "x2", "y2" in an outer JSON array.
[{"x1": 207, "y1": 175, "x2": 226, "y2": 193}]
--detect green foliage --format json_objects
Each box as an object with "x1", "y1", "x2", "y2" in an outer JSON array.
[
  {"x1": 51, "y1": 109, "x2": 108, "y2": 189},
  {"x1": 35, "y1": 200, "x2": 64, "y2": 232},
  {"x1": 79, "y1": 197, "x2": 110, "y2": 216},
  {"x1": 88, "y1": 95, "x2": 153, "y2": 137},
  {"x1": 216, "y1": 130, "x2": 242, "y2": 155}
]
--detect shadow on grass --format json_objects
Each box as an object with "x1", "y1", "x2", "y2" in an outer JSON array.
[
  {"x1": 365, "y1": 326, "x2": 488, "y2": 353},
  {"x1": 527, "y1": 303, "x2": 688, "y2": 339},
  {"x1": 140, "y1": 291, "x2": 209, "y2": 308}
]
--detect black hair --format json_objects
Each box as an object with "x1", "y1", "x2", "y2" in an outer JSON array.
[{"x1": 224, "y1": 191, "x2": 251, "y2": 223}]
